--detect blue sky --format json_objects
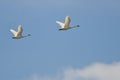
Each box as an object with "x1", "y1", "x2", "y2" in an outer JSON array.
[{"x1": 0, "y1": 0, "x2": 120, "y2": 80}]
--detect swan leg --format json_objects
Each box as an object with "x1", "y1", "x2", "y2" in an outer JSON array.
[
  {"x1": 12, "y1": 37, "x2": 17, "y2": 39},
  {"x1": 12, "y1": 37, "x2": 21, "y2": 39},
  {"x1": 59, "y1": 29, "x2": 63, "y2": 30}
]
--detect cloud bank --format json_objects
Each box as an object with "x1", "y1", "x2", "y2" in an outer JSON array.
[
  {"x1": 63, "y1": 62, "x2": 120, "y2": 80},
  {"x1": 24, "y1": 62, "x2": 120, "y2": 80}
]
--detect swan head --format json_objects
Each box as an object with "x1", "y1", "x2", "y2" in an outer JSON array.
[
  {"x1": 27, "y1": 34, "x2": 31, "y2": 36},
  {"x1": 76, "y1": 25, "x2": 80, "y2": 27}
]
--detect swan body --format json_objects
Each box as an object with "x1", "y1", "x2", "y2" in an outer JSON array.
[
  {"x1": 10, "y1": 25, "x2": 30, "y2": 39},
  {"x1": 56, "y1": 16, "x2": 80, "y2": 30}
]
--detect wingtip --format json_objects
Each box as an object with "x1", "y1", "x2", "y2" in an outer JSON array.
[
  {"x1": 10, "y1": 29, "x2": 13, "y2": 32},
  {"x1": 66, "y1": 16, "x2": 70, "y2": 18},
  {"x1": 56, "y1": 21, "x2": 59, "y2": 23},
  {"x1": 18, "y1": 25, "x2": 22, "y2": 27}
]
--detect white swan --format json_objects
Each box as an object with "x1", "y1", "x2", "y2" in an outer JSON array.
[
  {"x1": 56, "y1": 16, "x2": 80, "y2": 30},
  {"x1": 10, "y1": 25, "x2": 30, "y2": 39}
]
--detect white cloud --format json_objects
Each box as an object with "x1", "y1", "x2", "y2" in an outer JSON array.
[
  {"x1": 24, "y1": 62, "x2": 120, "y2": 80},
  {"x1": 63, "y1": 62, "x2": 120, "y2": 80}
]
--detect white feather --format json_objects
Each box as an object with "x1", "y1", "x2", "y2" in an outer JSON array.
[
  {"x1": 56, "y1": 21, "x2": 65, "y2": 28},
  {"x1": 10, "y1": 29, "x2": 17, "y2": 37}
]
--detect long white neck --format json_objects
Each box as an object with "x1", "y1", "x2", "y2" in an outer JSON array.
[
  {"x1": 70, "y1": 25, "x2": 80, "y2": 28},
  {"x1": 22, "y1": 34, "x2": 31, "y2": 38}
]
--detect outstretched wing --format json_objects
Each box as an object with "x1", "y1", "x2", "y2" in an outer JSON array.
[
  {"x1": 10, "y1": 29, "x2": 17, "y2": 36},
  {"x1": 64, "y1": 16, "x2": 71, "y2": 28},
  {"x1": 18, "y1": 25, "x2": 23, "y2": 33},
  {"x1": 56, "y1": 21, "x2": 65, "y2": 28}
]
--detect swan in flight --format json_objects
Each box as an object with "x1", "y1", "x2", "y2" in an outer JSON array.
[
  {"x1": 10, "y1": 25, "x2": 30, "y2": 39},
  {"x1": 56, "y1": 16, "x2": 80, "y2": 30}
]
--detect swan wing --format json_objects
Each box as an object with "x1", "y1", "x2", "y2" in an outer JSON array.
[
  {"x1": 10, "y1": 29, "x2": 17, "y2": 36},
  {"x1": 64, "y1": 16, "x2": 71, "y2": 28},
  {"x1": 18, "y1": 25, "x2": 23, "y2": 33},
  {"x1": 56, "y1": 21, "x2": 65, "y2": 28}
]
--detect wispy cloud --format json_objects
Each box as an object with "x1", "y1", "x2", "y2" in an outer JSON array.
[
  {"x1": 63, "y1": 62, "x2": 120, "y2": 80},
  {"x1": 23, "y1": 62, "x2": 120, "y2": 80}
]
